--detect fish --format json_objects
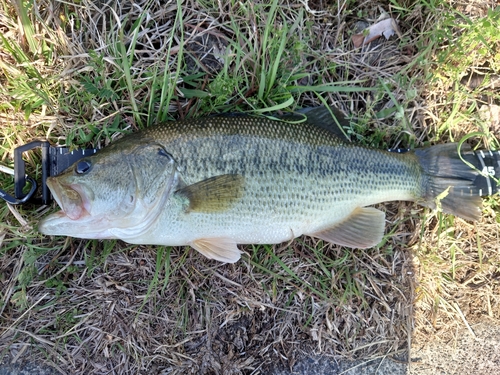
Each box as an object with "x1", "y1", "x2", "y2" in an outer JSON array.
[{"x1": 38, "y1": 107, "x2": 500, "y2": 263}]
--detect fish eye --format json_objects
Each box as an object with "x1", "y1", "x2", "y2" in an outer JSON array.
[{"x1": 75, "y1": 160, "x2": 92, "y2": 174}]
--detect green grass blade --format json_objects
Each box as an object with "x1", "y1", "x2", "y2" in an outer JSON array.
[
  {"x1": 265, "y1": 21, "x2": 288, "y2": 99},
  {"x1": 257, "y1": 0, "x2": 279, "y2": 100},
  {"x1": 252, "y1": 97, "x2": 294, "y2": 113},
  {"x1": 155, "y1": 0, "x2": 184, "y2": 123},
  {"x1": 118, "y1": 18, "x2": 142, "y2": 127},
  {"x1": 14, "y1": 0, "x2": 37, "y2": 55},
  {"x1": 288, "y1": 83, "x2": 374, "y2": 93}
]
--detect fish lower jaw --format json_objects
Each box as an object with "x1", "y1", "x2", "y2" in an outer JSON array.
[
  {"x1": 38, "y1": 209, "x2": 161, "y2": 241},
  {"x1": 38, "y1": 211, "x2": 113, "y2": 239}
]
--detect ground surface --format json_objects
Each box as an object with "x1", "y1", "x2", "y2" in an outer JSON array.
[{"x1": 2, "y1": 316, "x2": 499, "y2": 375}]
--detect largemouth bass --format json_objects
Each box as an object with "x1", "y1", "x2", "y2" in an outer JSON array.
[{"x1": 38, "y1": 107, "x2": 500, "y2": 263}]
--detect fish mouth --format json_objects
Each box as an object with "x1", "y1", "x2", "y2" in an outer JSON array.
[
  {"x1": 38, "y1": 178, "x2": 95, "y2": 236},
  {"x1": 39, "y1": 177, "x2": 133, "y2": 239},
  {"x1": 46, "y1": 177, "x2": 91, "y2": 220}
]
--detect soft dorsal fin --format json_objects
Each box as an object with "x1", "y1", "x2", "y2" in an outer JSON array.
[
  {"x1": 190, "y1": 237, "x2": 242, "y2": 263},
  {"x1": 310, "y1": 207, "x2": 385, "y2": 248},
  {"x1": 175, "y1": 174, "x2": 245, "y2": 213},
  {"x1": 295, "y1": 106, "x2": 351, "y2": 142}
]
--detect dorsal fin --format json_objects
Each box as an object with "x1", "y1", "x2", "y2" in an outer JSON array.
[
  {"x1": 211, "y1": 106, "x2": 351, "y2": 142},
  {"x1": 278, "y1": 106, "x2": 351, "y2": 142}
]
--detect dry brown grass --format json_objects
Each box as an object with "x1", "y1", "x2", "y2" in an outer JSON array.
[{"x1": 0, "y1": 0, "x2": 499, "y2": 374}]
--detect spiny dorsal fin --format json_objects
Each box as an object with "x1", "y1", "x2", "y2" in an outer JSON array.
[
  {"x1": 190, "y1": 237, "x2": 242, "y2": 263},
  {"x1": 310, "y1": 207, "x2": 385, "y2": 248},
  {"x1": 175, "y1": 174, "x2": 244, "y2": 213}
]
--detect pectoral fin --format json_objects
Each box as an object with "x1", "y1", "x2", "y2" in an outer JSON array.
[
  {"x1": 190, "y1": 237, "x2": 242, "y2": 263},
  {"x1": 175, "y1": 174, "x2": 244, "y2": 213},
  {"x1": 310, "y1": 207, "x2": 385, "y2": 248}
]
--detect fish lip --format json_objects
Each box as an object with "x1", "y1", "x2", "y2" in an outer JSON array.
[
  {"x1": 38, "y1": 209, "x2": 106, "y2": 237},
  {"x1": 46, "y1": 177, "x2": 90, "y2": 220}
]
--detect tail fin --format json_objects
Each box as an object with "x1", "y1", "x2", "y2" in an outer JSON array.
[{"x1": 415, "y1": 143, "x2": 500, "y2": 221}]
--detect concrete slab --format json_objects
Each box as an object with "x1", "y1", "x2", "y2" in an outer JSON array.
[{"x1": 409, "y1": 318, "x2": 500, "y2": 375}]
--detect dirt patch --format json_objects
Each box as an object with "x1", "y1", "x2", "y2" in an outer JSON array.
[{"x1": 411, "y1": 316, "x2": 500, "y2": 374}]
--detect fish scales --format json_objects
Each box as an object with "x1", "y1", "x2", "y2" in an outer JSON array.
[
  {"x1": 38, "y1": 107, "x2": 499, "y2": 263},
  {"x1": 142, "y1": 115, "x2": 421, "y2": 189}
]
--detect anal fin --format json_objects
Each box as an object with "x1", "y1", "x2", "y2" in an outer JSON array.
[
  {"x1": 310, "y1": 207, "x2": 385, "y2": 248},
  {"x1": 190, "y1": 237, "x2": 242, "y2": 263}
]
